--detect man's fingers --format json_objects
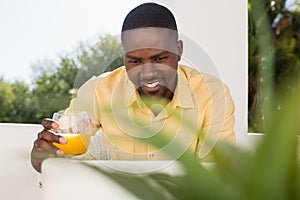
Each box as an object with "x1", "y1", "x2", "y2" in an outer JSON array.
[
  {"x1": 41, "y1": 118, "x2": 59, "y2": 130},
  {"x1": 33, "y1": 138, "x2": 60, "y2": 153},
  {"x1": 31, "y1": 120, "x2": 65, "y2": 173},
  {"x1": 34, "y1": 130, "x2": 67, "y2": 156},
  {"x1": 37, "y1": 130, "x2": 67, "y2": 144}
]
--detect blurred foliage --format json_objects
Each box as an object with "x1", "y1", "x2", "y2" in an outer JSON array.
[
  {"x1": 0, "y1": 79, "x2": 38, "y2": 123},
  {"x1": 74, "y1": 35, "x2": 123, "y2": 88},
  {"x1": 0, "y1": 35, "x2": 123, "y2": 123},
  {"x1": 248, "y1": 0, "x2": 300, "y2": 132},
  {"x1": 85, "y1": 77, "x2": 300, "y2": 200}
]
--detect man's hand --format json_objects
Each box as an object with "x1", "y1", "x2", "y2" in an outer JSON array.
[{"x1": 31, "y1": 118, "x2": 67, "y2": 172}]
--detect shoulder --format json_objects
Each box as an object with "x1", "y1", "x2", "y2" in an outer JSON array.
[
  {"x1": 97, "y1": 66, "x2": 127, "y2": 80},
  {"x1": 178, "y1": 64, "x2": 223, "y2": 86},
  {"x1": 178, "y1": 65, "x2": 231, "y2": 97}
]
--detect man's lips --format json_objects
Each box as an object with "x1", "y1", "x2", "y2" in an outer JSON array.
[
  {"x1": 139, "y1": 80, "x2": 162, "y2": 93},
  {"x1": 144, "y1": 81, "x2": 160, "y2": 88}
]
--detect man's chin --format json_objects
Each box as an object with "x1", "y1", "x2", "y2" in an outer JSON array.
[{"x1": 138, "y1": 86, "x2": 172, "y2": 103}]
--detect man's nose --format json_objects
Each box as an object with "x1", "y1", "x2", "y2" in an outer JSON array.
[{"x1": 140, "y1": 63, "x2": 157, "y2": 80}]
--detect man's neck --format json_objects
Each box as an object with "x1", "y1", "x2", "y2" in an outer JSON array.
[{"x1": 141, "y1": 91, "x2": 174, "y2": 116}]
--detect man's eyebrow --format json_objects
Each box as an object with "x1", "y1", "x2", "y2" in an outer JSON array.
[
  {"x1": 125, "y1": 54, "x2": 141, "y2": 60},
  {"x1": 125, "y1": 51, "x2": 170, "y2": 60},
  {"x1": 150, "y1": 51, "x2": 170, "y2": 59}
]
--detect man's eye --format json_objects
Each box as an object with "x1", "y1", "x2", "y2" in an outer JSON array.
[
  {"x1": 154, "y1": 57, "x2": 167, "y2": 62},
  {"x1": 129, "y1": 60, "x2": 141, "y2": 64}
]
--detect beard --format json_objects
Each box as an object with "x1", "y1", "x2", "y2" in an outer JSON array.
[{"x1": 137, "y1": 79, "x2": 176, "y2": 105}]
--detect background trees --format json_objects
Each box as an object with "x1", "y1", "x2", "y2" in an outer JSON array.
[
  {"x1": 248, "y1": 0, "x2": 300, "y2": 132},
  {"x1": 0, "y1": 34, "x2": 123, "y2": 123}
]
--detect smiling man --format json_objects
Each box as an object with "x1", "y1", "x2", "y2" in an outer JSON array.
[{"x1": 31, "y1": 2, "x2": 236, "y2": 172}]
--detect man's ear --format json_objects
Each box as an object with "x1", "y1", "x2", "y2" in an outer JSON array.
[{"x1": 177, "y1": 40, "x2": 183, "y2": 61}]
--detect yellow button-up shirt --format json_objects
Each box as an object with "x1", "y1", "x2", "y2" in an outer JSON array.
[{"x1": 67, "y1": 65, "x2": 235, "y2": 161}]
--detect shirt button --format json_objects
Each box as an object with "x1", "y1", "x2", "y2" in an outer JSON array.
[{"x1": 148, "y1": 153, "x2": 155, "y2": 158}]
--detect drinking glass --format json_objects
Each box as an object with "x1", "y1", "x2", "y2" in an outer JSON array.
[{"x1": 52, "y1": 111, "x2": 91, "y2": 155}]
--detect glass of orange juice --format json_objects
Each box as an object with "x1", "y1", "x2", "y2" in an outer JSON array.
[{"x1": 52, "y1": 111, "x2": 91, "y2": 155}]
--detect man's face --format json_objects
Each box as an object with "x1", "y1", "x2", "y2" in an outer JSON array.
[{"x1": 122, "y1": 28, "x2": 183, "y2": 101}]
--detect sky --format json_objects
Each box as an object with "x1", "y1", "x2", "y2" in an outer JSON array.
[{"x1": 0, "y1": 0, "x2": 149, "y2": 84}]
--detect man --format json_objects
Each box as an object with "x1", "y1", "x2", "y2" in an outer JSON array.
[{"x1": 31, "y1": 2, "x2": 235, "y2": 172}]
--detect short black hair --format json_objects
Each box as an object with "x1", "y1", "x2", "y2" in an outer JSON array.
[{"x1": 121, "y1": 2, "x2": 178, "y2": 32}]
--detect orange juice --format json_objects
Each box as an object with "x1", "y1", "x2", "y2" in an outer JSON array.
[{"x1": 52, "y1": 134, "x2": 91, "y2": 155}]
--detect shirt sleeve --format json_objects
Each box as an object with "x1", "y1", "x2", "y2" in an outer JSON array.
[{"x1": 196, "y1": 78, "x2": 236, "y2": 161}]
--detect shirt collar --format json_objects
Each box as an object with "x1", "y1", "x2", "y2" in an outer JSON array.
[
  {"x1": 124, "y1": 75, "x2": 141, "y2": 108},
  {"x1": 173, "y1": 67, "x2": 195, "y2": 109}
]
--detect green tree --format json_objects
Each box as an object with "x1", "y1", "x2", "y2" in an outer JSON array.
[
  {"x1": 9, "y1": 81, "x2": 38, "y2": 123},
  {"x1": 31, "y1": 56, "x2": 79, "y2": 121},
  {"x1": 0, "y1": 78, "x2": 16, "y2": 122},
  {"x1": 0, "y1": 79, "x2": 37, "y2": 123},
  {"x1": 74, "y1": 35, "x2": 123, "y2": 87},
  {"x1": 29, "y1": 34, "x2": 123, "y2": 123},
  {"x1": 248, "y1": 0, "x2": 300, "y2": 132}
]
